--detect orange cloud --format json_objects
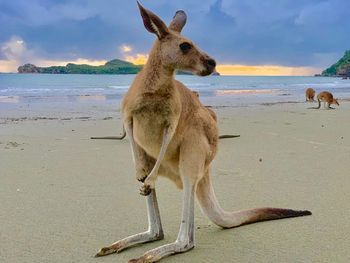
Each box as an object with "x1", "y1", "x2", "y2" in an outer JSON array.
[
  {"x1": 124, "y1": 53, "x2": 148, "y2": 65},
  {"x1": 216, "y1": 64, "x2": 320, "y2": 76}
]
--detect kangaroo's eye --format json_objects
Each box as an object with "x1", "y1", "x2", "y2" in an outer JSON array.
[{"x1": 179, "y1": 42, "x2": 192, "y2": 53}]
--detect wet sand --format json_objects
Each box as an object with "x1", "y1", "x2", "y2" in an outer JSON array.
[{"x1": 1, "y1": 101, "x2": 350, "y2": 263}]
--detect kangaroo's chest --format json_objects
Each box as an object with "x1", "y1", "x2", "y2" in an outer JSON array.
[{"x1": 129, "y1": 94, "x2": 178, "y2": 157}]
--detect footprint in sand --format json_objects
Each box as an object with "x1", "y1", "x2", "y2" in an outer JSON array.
[{"x1": 3, "y1": 141, "x2": 24, "y2": 150}]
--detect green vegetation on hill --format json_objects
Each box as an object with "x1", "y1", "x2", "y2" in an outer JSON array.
[
  {"x1": 321, "y1": 50, "x2": 350, "y2": 77},
  {"x1": 18, "y1": 59, "x2": 142, "y2": 74},
  {"x1": 17, "y1": 59, "x2": 197, "y2": 75}
]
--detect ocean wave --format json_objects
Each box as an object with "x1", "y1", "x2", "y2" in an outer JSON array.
[
  {"x1": 106, "y1": 85, "x2": 130, "y2": 89},
  {"x1": 215, "y1": 89, "x2": 279, "y2": 95}
]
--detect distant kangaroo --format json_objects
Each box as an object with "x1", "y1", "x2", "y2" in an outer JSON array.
[
  {"x1": 315, "y1": 91, "x2": 339, "y2": 109},
  {"x1": 95, "y1": 3, "x2": 311, "y2": 262},
  {"x1": 305, "y1": 87, "x2": 315, "y2": 102}
]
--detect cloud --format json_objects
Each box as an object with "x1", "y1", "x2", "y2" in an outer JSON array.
[
  {"x1": 1, "y1": 0, "x2": 349, "y2": 73},
  {"x1": 0, "y1": 36, "x2": 36, "y2": 72},
  {"x1": 0, "y1": 36, "x2": 107, "y2": 72},
  {"x1": 118, "y1": 44, "x2": 148, "y2": 65},
  {"x1": 1, "y1": 36, "x2": 31, "y2": 60},
  {"x1": 120, "y1": 44, "x2": 132, "y2": 53},
  {"x1": 124, "y1": 54, "x2": 148, "y2": 65}
]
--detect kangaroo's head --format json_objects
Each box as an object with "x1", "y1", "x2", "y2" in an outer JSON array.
[
  {"x1": 137, "y1": 2, "x2": 216, "y2": 76},
  {"x1": 333, "y1": 98, "x2": 340, "y2": 106}
]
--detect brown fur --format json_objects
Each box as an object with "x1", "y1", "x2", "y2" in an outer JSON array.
[{"x1": 305, "y1": 88, "x2": 315, "y2": 102}]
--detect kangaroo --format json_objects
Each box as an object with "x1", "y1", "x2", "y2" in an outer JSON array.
[
  {"x1": 305, "y1": 87, "x2": 315, "y2": 102},
  {"x1": 95, "y1": 3, "x2": 311, "y2": 262},
  {"x1": 315, "y1": 91, "x2": 339, "y2": 109}
]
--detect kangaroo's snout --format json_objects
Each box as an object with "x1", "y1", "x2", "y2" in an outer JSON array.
[
  {"x1": 206, "y1": 58, "x2": 216, "y2": 68},
  {"x1": 199, "y1": 56, "x2": 216, "y2": 76}
]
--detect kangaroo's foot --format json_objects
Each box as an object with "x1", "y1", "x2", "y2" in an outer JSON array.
[
  {"x1": 95, "y1": 242, "x2": 124, "y2": 257},
  {"x1": 128, "y1": 241, "x2": 194, "y2": 263},
  {"x1": 95, "y1": 230, "x2": 164, "y2": 257}
]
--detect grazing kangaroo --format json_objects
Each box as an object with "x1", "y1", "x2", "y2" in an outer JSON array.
[
  {"x1": 95, "y1": 3, "x2": 311, "y2": 262},
  {"x1": 315, "y1": 91, "x2": 339, "y2": 109},
  {"x1": 305, "y1": 87, "x2": 315, "y2": 102}
]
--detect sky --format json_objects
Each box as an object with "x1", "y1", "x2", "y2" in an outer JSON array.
[{"x1": 0, "y1": 0, "x2": 349, "y2": 75}]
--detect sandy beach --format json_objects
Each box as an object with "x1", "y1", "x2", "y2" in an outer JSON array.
[{"x1": 1, "y1": 101, "x2": 350, "y2": 263}]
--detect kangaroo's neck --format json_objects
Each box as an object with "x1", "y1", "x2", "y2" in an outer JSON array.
[{"x1": 141, "y1": 42, "x2": 175, "y2": 93}]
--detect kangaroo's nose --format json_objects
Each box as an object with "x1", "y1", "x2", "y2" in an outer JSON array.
[{"x1": 206, "y1": 58, "x2": 216, "y2": 68}]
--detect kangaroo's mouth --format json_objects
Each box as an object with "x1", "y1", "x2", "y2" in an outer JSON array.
[{"x1": 197, "y1": 68, "x2": 214, "y2": 76}]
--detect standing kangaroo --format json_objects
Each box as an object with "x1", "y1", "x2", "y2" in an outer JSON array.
[
  {"x1": 305, "y1": 87, "x2": 315, "y2": 102},
  {"x1": 96, "y1": 3, "x2": 311, "y2": 262},
  {"x1": 315, "y1": 91, "x2": 339, "y2": 109}
]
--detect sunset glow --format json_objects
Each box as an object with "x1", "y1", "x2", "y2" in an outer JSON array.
[
  {"x1": 124, "y1": 54, "x2": 148, "y2": 65},
  {"x1": 216, "y1": 64, "x2": 320, "y2": 76}
]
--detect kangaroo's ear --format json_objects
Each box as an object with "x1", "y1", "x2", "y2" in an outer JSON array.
[
  {"x1": 137, "y1": 1, "x2": 169, "y2": 39},
  {"x1": 169, "y1": 10, "x2": 187, "y2": 33}
]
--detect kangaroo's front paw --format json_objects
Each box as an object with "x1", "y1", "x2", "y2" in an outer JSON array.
[
  {"x1": 136, "y1": 169, "x2": 148, "y2": 183},
  {"x1": 139, "y1": 184, "x2": 152, "y2": 196}
]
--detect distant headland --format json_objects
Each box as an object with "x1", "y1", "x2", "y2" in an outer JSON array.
[
  {"x1": 17, "y1": 59, "x2": 142, "y2": 74},
  {"x1": 17, "y1": 58, "x2": 213, "y2": 75},
  {"x1": 318, "y1": 50, "x2": 350, "y2": 78}
]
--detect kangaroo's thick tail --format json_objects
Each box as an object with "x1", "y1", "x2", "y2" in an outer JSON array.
[
  {"x1": 196, "y1": 174, "x2": 311, "y2": 228},
  {"x1": 316, "y1": 99, "x2": 321, "y2": 109},
  {"x1": 90, "y1": 126, "x2": 126, "y2": 140}
]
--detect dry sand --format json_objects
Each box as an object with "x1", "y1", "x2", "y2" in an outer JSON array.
[{"x1": 1, "y1": 101, "x2": 350, "y2": 263}]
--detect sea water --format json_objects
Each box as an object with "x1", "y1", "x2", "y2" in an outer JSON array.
[{"x1": 0, "y1": 74, "x2": 349, "y2": 107}]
